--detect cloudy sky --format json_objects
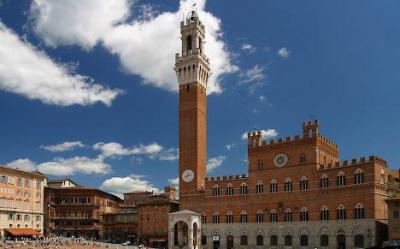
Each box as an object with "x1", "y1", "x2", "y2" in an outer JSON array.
[{"x1": 1, "y1": 0, "x2": 399, "y2": 197}]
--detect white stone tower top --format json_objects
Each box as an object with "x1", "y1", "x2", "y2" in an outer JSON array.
[{"x1": 175, "y1": 11, "x2": 211, "y2": 90}]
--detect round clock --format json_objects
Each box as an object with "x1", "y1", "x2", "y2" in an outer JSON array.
[
  {"x1": 182, "y1": 169, "x2": 195, "y2": 183},
  {"x1": 274, "y1": 154, "x2": 288, "y2": 167}
]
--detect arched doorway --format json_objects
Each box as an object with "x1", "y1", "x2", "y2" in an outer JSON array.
[
  {"x1": 173, "y1": 221, "x2": 189, "y2": 247},
  {"x1": 337, "y1": 234, "x2": 346, "y2": 249},
  {"x1": 226, "y1": 235, "x2": 234, "y2": 249}
]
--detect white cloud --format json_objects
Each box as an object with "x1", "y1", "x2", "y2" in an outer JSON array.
[
  {"x1": 40, "y1": 141, "x2": 85, "y2": 152},
  {"x1": 93, "y1": 142, "x2": 163, "y2": 158},
  {"x1": 225, "y1": 143, "x2": 235, "y2": 151},
  {"x1": 100, "y1": 175, "x2": 159, "y2": 198},
  {"x1": 239, "y1": 65, "x2": 266, "y2": 91},
  {"x1": 241, "y1": 43, "x2": 256, "y2": 53},
  {"x1": 28, "y1": 0, "x2": 238, "y2": 94},
  {"x1": 7, "y1": 159, "x2": 37, "y2": 172},
  {"x1": 207, "y1": 155, "x2": 225, "y2": 172},
  {"x1": 241, "y1": 129, "x2": 278, "y2": 140},
  {"x1": 261, "y1": 129, "x2": 278, "y2": 139},
  {"x1": 277, "y1": 47, "x2": 290, "y2": 58},
  {"x1": 157, "y1": 148, "x2": 179, "y2": 161},
  {"x1": 29, "y1": 0, "x2": 132, "y2": 49},
  {"x1": 0, "y1": 21, "x2": 122, "y2": 107},
  {"x1": 7, "y1": 156, "x2": 111, "y2": 176},
  {"x1": 168, "y1": 177, "x2": 179, "y2": 185},
  {"x1": 259, "y1": 95, "x2": 267, "y2": 102}
]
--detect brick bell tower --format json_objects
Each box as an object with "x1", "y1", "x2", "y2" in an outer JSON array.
[{"x1": 175, "y1": 11, "x2": 210, "y2": 196}]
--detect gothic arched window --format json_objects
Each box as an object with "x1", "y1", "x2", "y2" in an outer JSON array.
[
  {"x1": 270, "y1": 209, "x2": 278, "y2": 222},
  {"x1": 320, "y1": 206, "x2": 329, "y2": 221},
  {"x1": 240, "y1": 210, "x2": 248, "y2": 223},
  {"x1": 300, "y1": 207, "x2": 309, "y2": 221},
  {"x1": 256, "y1": 181, "x2": 264, "y2": 194},
  {"x1": 320, "y1": 174, "x2": 329, "y2": 188},
  {"x1": 186, "y1": 35, "x2": 192, "y2": 51},
  {"x1": 212, "y1": 212, "x2": 219, "y2": 224},
  {"x1": 226, "y1": 211, "x2": 233, "y2": 223},
  {"x1": 240, "y1": 183, "x2": 248, "y2": 195},
  {"x1": 337, "y1": 204, "x2": 346, "y2": 220},
  {"x1": 284, "y1": 208, "x2": 292, "y2": 222},
  {"x1": 300, "y1": 176, "x2": 308, "y2": 190},
  {"x1": 226, "y1": 184, "x2": 234, "y2": 195},
  {"x1": 256, "y1": 210, "x2": 264, "y2": 223},
  {"x1": 337, "y1": 171, "x2": 346, "y2": 187},
  {"x1": 354, "y1": 169, "x2": 364, "y2": 184},
  {"x1": 354, "y1": 203, "x2": 365, "y2": 219},
  {"x1": 284, "y1": 178, "x2": 293, "y2": 192},
  {"x1": 270, "y1": 179, "x2": 278, "y2": 193},
  {"x1": 258, "y1": 159, "x2": 263, "y2": 169},
  {"x1": 212, "y1": 185, "x2": 220, "y2": 196}
]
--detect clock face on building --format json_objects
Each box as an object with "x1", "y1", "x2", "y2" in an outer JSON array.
[
  {"x1": 274, "y1": 154, "x2": 288, "y2": 167},
  {"x1": 182, "y1": 169, "x2": 195, "y2": 183}
]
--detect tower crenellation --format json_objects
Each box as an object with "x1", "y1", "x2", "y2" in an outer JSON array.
[{"x1": 175, "y1": 11, "x2": 210, "y2": 90}]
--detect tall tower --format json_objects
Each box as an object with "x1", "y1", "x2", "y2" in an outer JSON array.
[{"x1": 175, "y1": 11, "x2": 210, "y2": 196}]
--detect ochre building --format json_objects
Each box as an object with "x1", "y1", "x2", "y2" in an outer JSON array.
[
  {"x1": 169, "y1": 11, "x2": 399, "y2": 249},
  {"x1": 0, "y1": 166, "x2": 46, "y2": 238}
]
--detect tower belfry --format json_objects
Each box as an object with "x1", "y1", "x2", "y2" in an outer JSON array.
[{"x1": 176, "y1": 11, "x2": 210, "y2": 197}]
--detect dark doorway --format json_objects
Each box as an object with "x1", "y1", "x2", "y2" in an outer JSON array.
[
  {"x1": 213, "y1": 240, "x2": 220, "y2": 249},
  {"x1": 337, "y1": 234, "x2": 346, "y2": 249},
  {"x1": 227, "y1": 235, "x2": 234, "y2": 249}
]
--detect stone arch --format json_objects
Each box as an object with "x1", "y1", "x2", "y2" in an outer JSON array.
[
  {"x1": 351, "y1": 225, "x2": 364, "y2": 236},
  {"x1": 297, "y1": 226, "x2": 312, "y2": 237},
  {"x1": 335, "y1": 226, "x2": 347, "y2": 236},
  {"x1": 318, "y1": 226, "x2": 331, "y2": 236},
  {"x1": 268, "y1": 228, "x2": 279, "y2": 237},
  {"x1": 282, "y1": 226, "x2": 294, "y2": 236},
  {"x1": 173, "y1": 221, "x2": 189, "y2": 247}
]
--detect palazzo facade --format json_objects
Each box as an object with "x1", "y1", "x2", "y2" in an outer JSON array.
[{"x1": 169, "y1": 10, "x2": 398, "y2": 249}]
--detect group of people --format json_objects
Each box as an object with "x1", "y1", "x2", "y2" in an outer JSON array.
[{"x1": 0, "y1": 237, "x2": 111, "y2": 249}]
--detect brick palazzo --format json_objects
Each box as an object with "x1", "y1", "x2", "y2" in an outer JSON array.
[{"x1": 168, "y1": 10, "x2": 400, "y2": 249}]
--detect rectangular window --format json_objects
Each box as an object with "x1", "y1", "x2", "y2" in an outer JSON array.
[
  {"x1": 17, "y1": 178, "x2": 23, "y2": 186},
  {"x1": 8, "y1": 177, "x2": 14, "y2": 185},
  {"x1": 0, "y1": 175, "x2": 7, "y2": 183},
  {"x1": 36, "y1": 181, "x2": 41, "y2": 189}
]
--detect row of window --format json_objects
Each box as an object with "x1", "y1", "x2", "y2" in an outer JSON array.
[
  {"x1": 202, "y1": 234, "x2": 365, "y2": 248},
  {"x1": 0, "y1": 197, "x2": 42, "y2": 211},
  {"x1": 0, "y1": 176, "x2": 42, "y2": 189},
  {"x1": 7, "y1": 213, "x2": 41, "y2": 222},
  {"x1": 203, "y1": 204, "x2": 365, "y2": 224},
  {"x1": 212, "y1": 170, "x2": 365, "y2": 196}
]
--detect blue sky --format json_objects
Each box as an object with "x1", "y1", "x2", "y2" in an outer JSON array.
[{"x1": 0, "y1": 0, "x2": 399, "y2": 197}]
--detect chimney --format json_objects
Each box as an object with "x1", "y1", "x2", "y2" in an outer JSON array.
[{"x1": 164, "y1": 186, "x2": 177, "y2": 201}]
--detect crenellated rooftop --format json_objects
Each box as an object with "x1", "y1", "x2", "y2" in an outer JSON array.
[
  {"x1": 247, "y1": 120, "x2": 338, "y2": 149},
  {"x1": 318, "y1": 155, "x2": 387, "y2": 171}
]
